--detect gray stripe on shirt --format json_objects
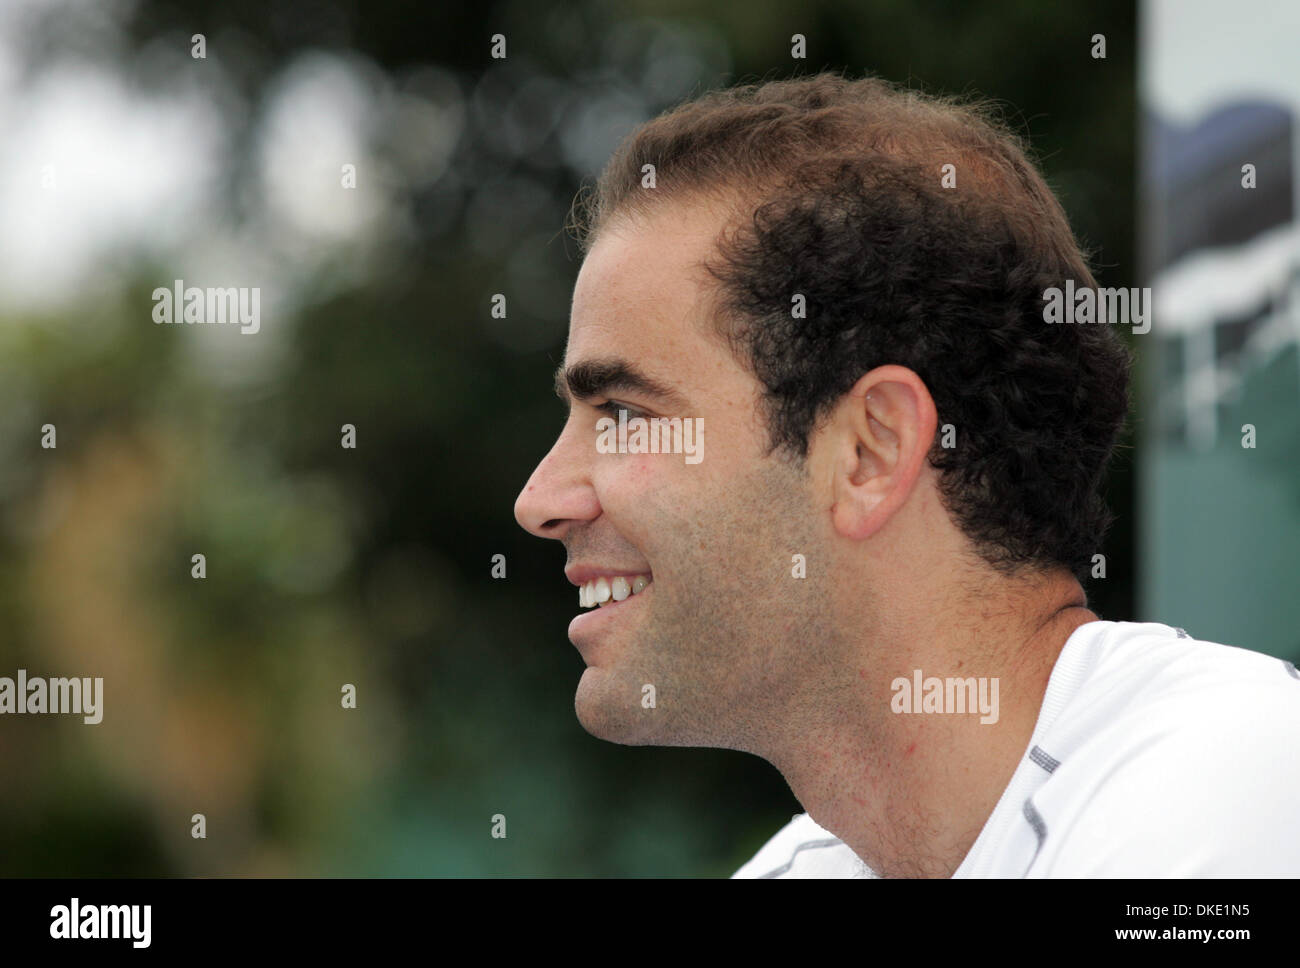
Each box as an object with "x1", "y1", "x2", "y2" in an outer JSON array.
[
  {"x1": 1022, "y1": 799, "x2": 1048, "y2": 876},
  {"x1": 1029, "y1": 745, "x2": 1060, "y2": 774},
  {"x1": 758, "y1": 838, "x2": 846, "y2": 878}
]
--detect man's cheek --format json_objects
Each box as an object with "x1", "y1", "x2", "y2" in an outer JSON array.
[
  {"x1": 592, "y1": 460, "x2": 664, "y2": 522},
  {"x1": 605, "y1": 460, "x2": 693, "y2": 538},
  {"x1": 621, "y1": 455, "x2": 670, "y2": 489}
]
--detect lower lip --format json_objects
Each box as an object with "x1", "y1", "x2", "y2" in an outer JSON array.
[{"x1": 568, "y1": 583, "x2": 652, "y2": 646}]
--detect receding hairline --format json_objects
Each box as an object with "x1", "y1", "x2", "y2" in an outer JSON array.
[{"x1": 570, "y1": 72, "x2": 1053, "y2": 256}]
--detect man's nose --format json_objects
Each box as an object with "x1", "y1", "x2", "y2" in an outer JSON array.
[{"x1": 514, "y1": 426, "x2": 600, "y2": 540}]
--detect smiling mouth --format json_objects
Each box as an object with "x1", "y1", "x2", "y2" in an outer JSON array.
[{"x1": 578, "y1": 574, "x2": 653, "y2": 609}]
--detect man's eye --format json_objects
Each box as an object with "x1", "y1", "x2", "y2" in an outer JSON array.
[{"x1": 595, "y1": 401, "x2": 645, "y2": 420}]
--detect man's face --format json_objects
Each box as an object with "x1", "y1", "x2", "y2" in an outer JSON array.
[{"x1": 514, "y1": 200, "x2": 839, "y2": 751}]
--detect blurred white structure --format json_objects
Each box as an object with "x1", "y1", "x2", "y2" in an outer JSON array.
[{"x1": 1141, "y1": 0, "x2": 1300, "y2": 657}]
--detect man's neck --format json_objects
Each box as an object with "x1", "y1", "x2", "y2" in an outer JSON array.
[{"x1": 767, "y1": 591, "x2": 1097, "y2": 878}]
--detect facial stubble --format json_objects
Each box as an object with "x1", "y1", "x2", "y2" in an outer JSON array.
[{"x1": 574, "y1": 454, "x2": 845, "y2": 754}]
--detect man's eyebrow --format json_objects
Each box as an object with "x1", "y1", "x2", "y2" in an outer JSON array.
[{"x1": 553, "y1": 358, "x2": 689, "y2": 409}]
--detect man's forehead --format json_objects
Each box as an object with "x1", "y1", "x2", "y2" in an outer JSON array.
[
  {"x1": 572, "y1": 200, "x2": 730, "y2": 317},
  {"x1": 563, "y1": 205, "x2": 733, "y2": 404}
]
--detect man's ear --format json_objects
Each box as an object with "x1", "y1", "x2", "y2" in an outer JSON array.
[{"x1": 820, "y1": 366, "x2": 938, "y2": 541}]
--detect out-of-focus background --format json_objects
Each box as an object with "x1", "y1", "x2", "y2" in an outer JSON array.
[
  {"x1": 1140, "y1": 0, "x2": 1300, "y2": 652},
  {"x1": 0, "y1": 0, "x2": 1289, "y2": 876}
]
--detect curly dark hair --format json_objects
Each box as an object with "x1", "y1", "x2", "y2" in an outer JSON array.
[{"x1": 572, "y1": 72, "x2": 1132, "y2": 583}]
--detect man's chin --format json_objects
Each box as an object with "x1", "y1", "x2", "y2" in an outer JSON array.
[{"x1": 574, "y1": 668, "x2": 662, "y2": 745}]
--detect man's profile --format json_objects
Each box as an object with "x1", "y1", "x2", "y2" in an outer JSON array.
[{"x1": 513, "y1": 72, "x2": 1300, "y2": 878}]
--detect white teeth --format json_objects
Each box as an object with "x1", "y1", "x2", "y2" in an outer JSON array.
[{"x1": 577, "y1": 574, "x2": 652, "y2": 609}]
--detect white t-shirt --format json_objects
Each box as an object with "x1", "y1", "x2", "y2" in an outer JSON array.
[{"x1": 732, "y1": 621, "x2": 1300, "y2": 877}]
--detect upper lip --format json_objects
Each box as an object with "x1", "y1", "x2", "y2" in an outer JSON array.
[{"x1": 565, "y1": 564, "x2": 653, "y2": 586}]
